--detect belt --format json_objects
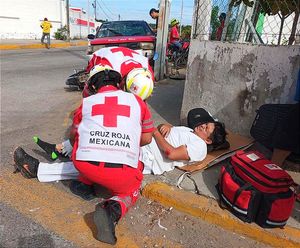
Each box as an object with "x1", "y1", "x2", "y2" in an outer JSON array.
[{"x1": 88, "y1": 161, "x2": 123, "y2": 168}]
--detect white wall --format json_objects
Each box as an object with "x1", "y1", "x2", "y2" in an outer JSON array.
[{"x1": 0, "y1": 0, "x2": 66, "y2": 39}]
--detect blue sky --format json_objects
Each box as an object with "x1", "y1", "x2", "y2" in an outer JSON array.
[{"x1": 70, "y1": 0, "x2": 194, "y2": 25}]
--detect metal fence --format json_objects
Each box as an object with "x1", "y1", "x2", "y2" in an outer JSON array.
[{"x1": 192, "y1": 0, "x2": 300, "y2": 45}]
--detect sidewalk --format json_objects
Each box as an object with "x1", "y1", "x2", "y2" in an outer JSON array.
[
  {"x1": 144, "y1": 78, "x2": 300, "y2": 247},
  {"x1": 0, "y1": 39, "x2": 87, "y2": 50}
]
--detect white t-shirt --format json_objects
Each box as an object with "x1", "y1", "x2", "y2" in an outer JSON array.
[{"x1": 141, "y1": 126, "x2": 207, "y2": 175}]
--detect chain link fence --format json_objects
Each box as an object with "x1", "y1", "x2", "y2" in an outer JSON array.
[{"x1": 192, "y1": 0, "x2": 300, "y2": 45}]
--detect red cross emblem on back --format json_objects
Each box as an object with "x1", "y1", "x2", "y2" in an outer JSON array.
[
  {"x1": 111, "y1": 47, "x2": 139, "y2": 57},
  {"x1": 91, "y1": 96, "x2": 130, "y2": 127}
]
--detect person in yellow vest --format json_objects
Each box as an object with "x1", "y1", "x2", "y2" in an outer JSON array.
[{"x1": 40, "y1": 18, "x2": 52, "y2": 49}]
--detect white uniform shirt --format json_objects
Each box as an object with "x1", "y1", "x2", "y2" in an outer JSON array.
[
  {"x1": 141, "y1": 126, "x2": 207, "y2": 175},
  {"x1": 76, "y1": 90, "x2": 142, "y2": 168},
  {"x1": 92, "y1": 46, "x2": 151, "y2": 78}
]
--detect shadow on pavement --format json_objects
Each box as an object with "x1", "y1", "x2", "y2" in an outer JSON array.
[
  {"x1": 83, "y1": 211, "x2": 97, "y2": 239},
  {"x1": 148, "y1": 78, "x2": 185, "y2": 125}
]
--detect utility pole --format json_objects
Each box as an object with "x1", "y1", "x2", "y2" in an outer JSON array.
[
  {"x1": 66, "y1": 0, "x2": 70, "y2": 41},
  {"x1": 92, "y1": 0, "x2": 96, "y2": 20},
  {"x1": 118, "y1": 14, "x2": 120, "y2": 21},
  {"x1": 87, "y1": 0, "x2": 90, "y2": 34},
  {"x1": 179, "y1": 0, "x2": 183, "y2": 36},
  {"x1": 59, "y1": 0, "x2": 63, "y2": 28},
  {"x1": 154, "y1": 0, "x2": 172, "y2": 80}
]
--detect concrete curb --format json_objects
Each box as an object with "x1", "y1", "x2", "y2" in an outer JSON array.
[
  {"x1": 0, "y1": 41, "x2": 88, "y2": 50},
  {"x1": 142, "y1": 181, "x2": 300, "y2": 248}
]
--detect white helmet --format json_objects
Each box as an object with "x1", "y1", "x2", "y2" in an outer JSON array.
[
  {"x1": 87, "y1": 64, "x2": 121, "y2": 92},
  {"x1": 125, "y1": 68, "x2": 154, "y2": 100},
  {"x1": 88, "y1": 64, "x2": 114, "y2": 81}
]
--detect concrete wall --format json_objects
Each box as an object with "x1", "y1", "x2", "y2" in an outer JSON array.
[{"x1": 181, "y1": 40, "x2": 300, "y2": 136}]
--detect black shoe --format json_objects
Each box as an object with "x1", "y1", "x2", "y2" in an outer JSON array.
[
  {"x1": 69, "y1": 180, "x2": 96, "y2": 201},
  {"x1": 33, "y1": 136, "x2": 67, "y2": 161},
  {"x1": 94, "y1": 200, "x2": 121, "y2": 245},
  {"x1": 13, "y1": 147, "x2": 39, "y2": 179}
]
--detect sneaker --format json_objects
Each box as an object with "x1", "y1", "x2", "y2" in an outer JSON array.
[
  {"x1": 13, "y1": 147, "x2": 39, "y2": 179},
  {"x1": 33, "y1": 136, "x2": 67, "y2": 161},
  {"x1": 94, "y1": 200, "x2": 121, "y2": 245},
  {"x1": 69, "y1": 180, "x2": 96, "y2": 201}
]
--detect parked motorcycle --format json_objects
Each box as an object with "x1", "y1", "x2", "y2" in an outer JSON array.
[
  {"x1": 65, "y1": 69, "x2": 88, "y2": 90},
  {"x1": 166, "y1": 40, "x2": 190, "y2": 78}
]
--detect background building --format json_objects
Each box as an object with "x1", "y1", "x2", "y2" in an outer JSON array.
[
  {"x1": 0, "y1": 0, "x2": 97, "y2": 40},
  {"x1": 69, "y1": 7, "x2": 98, "y2": 39}
]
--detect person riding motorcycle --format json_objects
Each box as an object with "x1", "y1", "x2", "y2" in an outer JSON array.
[{"x1": 169, "y1": 18, "x2": 182, "y2": 52}]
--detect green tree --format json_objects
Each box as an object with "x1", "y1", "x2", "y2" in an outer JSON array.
[
  {"x1": 259, "y1": 0, "x2": 299, "y2": 16},
  {"x1": 54, "y1": 26, "x2": 68, "y2": 40},
  {"x1": 230, "y1": 0, "x2": 254, "y2": 7},
  {"x1": 210, "y1": 6, "x2": 220, "y2": 40}
]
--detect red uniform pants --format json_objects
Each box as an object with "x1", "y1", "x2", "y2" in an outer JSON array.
[{"x1": 74, "y1": 160, "x2": 144, "y2": 218}]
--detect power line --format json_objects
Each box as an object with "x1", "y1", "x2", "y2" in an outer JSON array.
[
  {"x1": 96, "y1": 0, "x2": 111, "y2": 20},
  {"x1": 99, "y1": 0, "x2": 118, "y2": 17}
]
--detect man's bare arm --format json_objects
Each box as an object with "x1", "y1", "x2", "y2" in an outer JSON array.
[{"x1": 153, "y1": 129, "x2": 189, "y2": 161}]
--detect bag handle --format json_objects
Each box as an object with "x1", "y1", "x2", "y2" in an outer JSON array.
[
  {"x1": 232, "y1": 182, "x2": 252, "y2": 209},
  {"x1": 176, "y1": 172, "x2": 200, "y2": 195}
]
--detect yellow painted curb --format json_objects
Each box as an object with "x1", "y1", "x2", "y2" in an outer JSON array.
[
  {"x1": 0, "y1": 41, "x2": 88, "y2": 50},
  {"x1": 142, "y1": 182, "x2": 300, "y2": 248},
  {"x1": 1, "y1": 173, "x2": 138, "y2": 248}
]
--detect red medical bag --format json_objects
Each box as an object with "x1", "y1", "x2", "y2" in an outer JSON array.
[{"x1": 217, "y1": 150, "x2": 297, "y2": 228}]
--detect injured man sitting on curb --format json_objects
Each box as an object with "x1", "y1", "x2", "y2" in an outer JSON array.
[{"x1": 13, "y1": 107, "x2": 228, "y2": 183}]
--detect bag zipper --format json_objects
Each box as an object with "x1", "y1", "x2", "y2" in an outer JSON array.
[
  {"x1": 233, "y1": 162, "x2": 292, "y2": 189},
  {"x1": 233, "y1": 156, "x2": 292, "y2": 183}
]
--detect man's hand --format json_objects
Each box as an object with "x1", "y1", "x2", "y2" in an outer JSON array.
[{"x1": 158, "y1": 123, "x2": 173, "y2": 138}]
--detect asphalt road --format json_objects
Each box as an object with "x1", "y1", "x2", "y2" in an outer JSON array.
[{"x1": 0, "y1": 47, "x2": 268, "y2": 248}]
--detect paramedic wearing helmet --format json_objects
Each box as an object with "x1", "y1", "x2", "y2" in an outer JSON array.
[
  {"x1": 169, "y1": 18, "x2": 182, "y2": 51},
  {"x1": 84, "y1": 46, "x2": 155, "y2": 99},
  {"x1": 23, "y1": 47, "x2": 155, "y2": 177},
  {"x1": 70, "y1": 65, "x2": 154, "y2": 245}
]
